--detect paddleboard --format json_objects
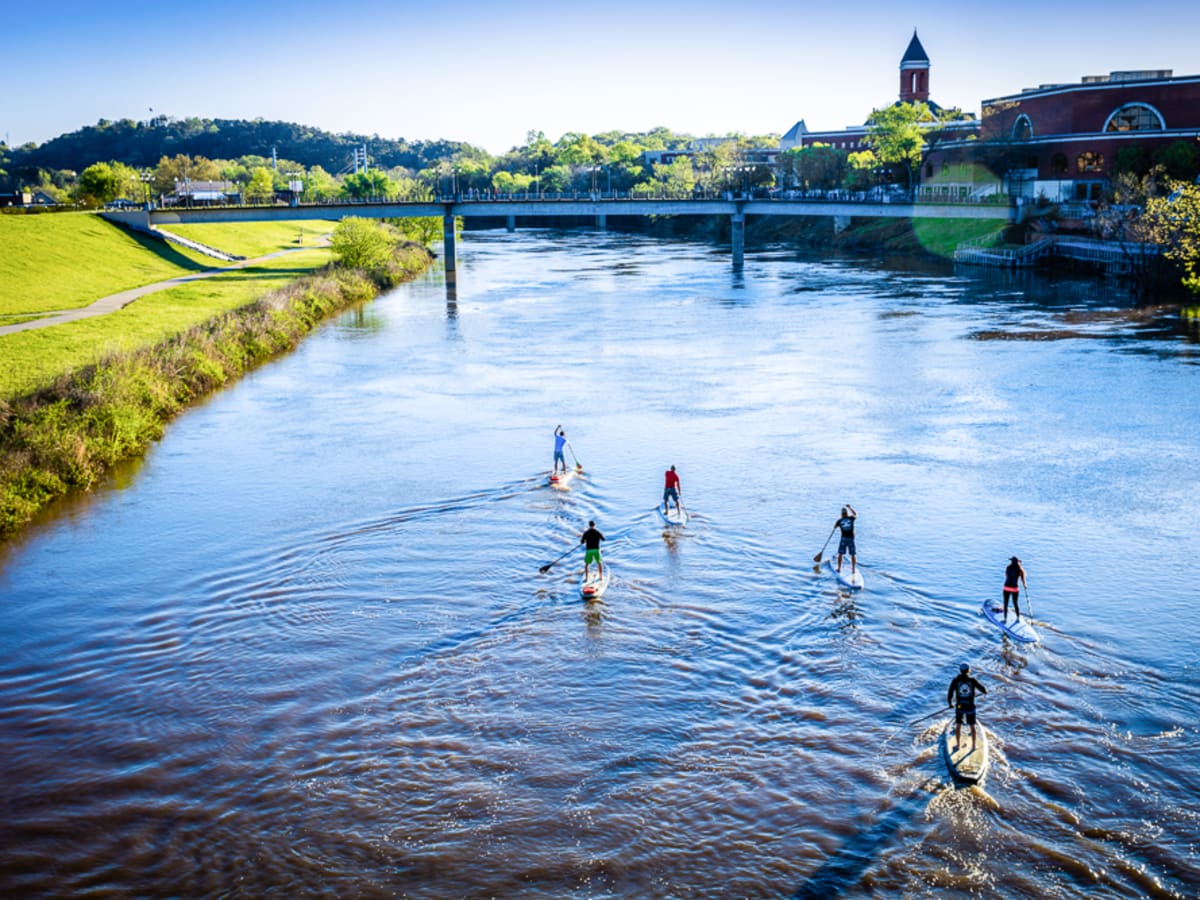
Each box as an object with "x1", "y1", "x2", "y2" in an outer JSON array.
[
  {"x1": 580, "y1": 566, "x2": 611, "y2": 600},
  {"x1": 658, "y1": 505, "x2": 689, "y2": 527},
  {"x1": 981, "y1": 600, "x2": 1038, "y2": 643},
  {"x1": 826, "y1": 558, "x2": 864, "y2": 590},
  {"x1": 942, "y1": 721, "x2": 990, "y2": 785},
  {"x1": 549, "y1": 464, "x2": 582, "y2": 489}
]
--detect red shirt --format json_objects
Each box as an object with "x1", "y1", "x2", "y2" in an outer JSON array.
[{"x1": 664, "y1": 469, "x2": 680, "y2": 490}]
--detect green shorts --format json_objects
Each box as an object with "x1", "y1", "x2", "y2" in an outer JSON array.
[{"x1": 584, "y1": 549, "x2": 602, "y2": 565}]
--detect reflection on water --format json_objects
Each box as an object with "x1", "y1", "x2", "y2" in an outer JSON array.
[{"x1": 1, "y1": 230, "x2": 1199, "y2": 898}]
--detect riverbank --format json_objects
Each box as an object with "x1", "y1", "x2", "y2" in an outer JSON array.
[{"x1": 0, "y1": 241, "x2": 433, "y2": 539}]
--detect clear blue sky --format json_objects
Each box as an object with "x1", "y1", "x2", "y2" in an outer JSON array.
[{"x1": 7, "y1": 0, "x2": 1199, "y2": 155}]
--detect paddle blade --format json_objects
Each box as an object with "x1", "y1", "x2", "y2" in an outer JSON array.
[{"x1": 538, "y1": 563, "x2": 552, "y2": 574}]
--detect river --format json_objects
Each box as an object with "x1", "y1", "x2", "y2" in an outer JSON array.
[{"x1": 1, "y1": 229, "x2": 1198, "y2": 898}]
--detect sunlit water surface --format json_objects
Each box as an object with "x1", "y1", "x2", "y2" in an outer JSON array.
[{"x1": 2, "y1": 230, "x2": 1199, "y2": 898}]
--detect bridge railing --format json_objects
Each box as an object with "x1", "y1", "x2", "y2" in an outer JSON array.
[{"x1": 152, "y1": 187, "x2": 1019, "y2": 211}]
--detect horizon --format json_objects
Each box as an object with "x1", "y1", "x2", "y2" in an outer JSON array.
[{"x1": 7, "y1": 0, "x2": 1200, "y2": 156}]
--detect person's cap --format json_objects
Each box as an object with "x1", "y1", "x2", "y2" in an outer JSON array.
[
  {"x1": 1010, "y1": 556, "x2": 1020, "y2": 562},
  {"x1": 959, "y1": 661, "x2": 970, "y2": 672}
]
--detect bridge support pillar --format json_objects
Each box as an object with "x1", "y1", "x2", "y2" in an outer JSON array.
[
  {"x1": 506, "y1": 215, "x2": 516, "y2": 232},
  {"x1": 442, "y1": 213, "x2": 456, "y2": 279},
  {"x1": 595, "y1": 214, "x2": 606, "y2": 231},
  {"x1": 731, "y1": 213, "x2": 745, "y2": 269},
  {"x1": 833, "y1": 215, "x2": 851, "y2": 233}
]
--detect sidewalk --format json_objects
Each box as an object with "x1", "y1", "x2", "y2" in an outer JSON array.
[{"x1": 0, "y1": 247, "x2": 311, "y2": 338}]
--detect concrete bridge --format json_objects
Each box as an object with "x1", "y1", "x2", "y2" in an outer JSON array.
[{"x1": 104, "y1": 196, "x2": 1015, "y2": 272}]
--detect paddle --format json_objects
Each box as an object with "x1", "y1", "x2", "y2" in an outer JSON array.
[
  {"x1": 538, "y1": 543, "x2": 577, "y2": 574},
  {"x1": 813, "y1": 526, "x2": 837, "y2": 563},
  {"x1": 909, "y1": 707, "x2": 950, "y2": 727},
  {"x1": 566, "y1": 442, "x2": 582, "y2": 471}
]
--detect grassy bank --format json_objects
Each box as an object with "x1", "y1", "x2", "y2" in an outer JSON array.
[
  {"x1": 0, "y1": 240, "x2": 432, "y2": 539},
  {"x1": 0, "y1": 212, "x2": 208, "y2": 316}
]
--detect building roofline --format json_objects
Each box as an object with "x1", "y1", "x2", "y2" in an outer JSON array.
[{"x1": 984, "y1": 73, "x2": 1200, "y2": 105}]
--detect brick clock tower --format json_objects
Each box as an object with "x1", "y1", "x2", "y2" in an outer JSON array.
[{"x1": 899, "y1": 31, "x2": 930, "y2": 102}]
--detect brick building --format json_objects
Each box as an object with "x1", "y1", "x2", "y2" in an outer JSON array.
[{"x1": 924, "y1": 70, "x2": 1200, "y2": 203}]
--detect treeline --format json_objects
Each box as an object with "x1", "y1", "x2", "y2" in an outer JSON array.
[
  {"x1": 3, "y1": 116, "x2": 467, "y2": 182},
  {"x1": 0, "y1": 114, "x2": 782, "y2": 206}
]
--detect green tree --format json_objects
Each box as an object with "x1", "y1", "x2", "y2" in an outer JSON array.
[
  {"x1": 303, "y1": 165, "x2": 340, "y2": 200},
  {"x1": 781, "y1": 144, "x2": 846, "y2": 192},
  {"x1": 865, "y1": 101, "x2": 934, "y2": 190},
  {"x1": 341, "y1": 170, "x2": 396, "y2": 199},
  {"x1": 245, "y1": 166, "x2": 275, "y2": 202},
  {"x1": 1136, "y1": 179, "x2": 1200, "y2": 293},
  {"x1": 153, "y1": 154, "x2": 221, "y2": 194},
  {"x1": 75, "y1": 160, "x2": 139, "y2": 203},
  {"x1": 330, "y1": 216, "x2": 398, "y2": 270},
  {"x1": 845, "y1": 150, "x2": 879, "y2": 192}
]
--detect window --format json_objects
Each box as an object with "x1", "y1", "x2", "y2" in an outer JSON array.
[
  {"x1": 1051, "y1": 153, "x2": 1068, "y2": 175},
  {"x1": 1012, "y1": 114, "x2": 1033, "y2": 141},
  {"x1": 1104, "y1": 103, "x2": 1165, "y2": 132},
  {"x1": 1077, "y1": 151, "x2": 1104, "y2": 173}
]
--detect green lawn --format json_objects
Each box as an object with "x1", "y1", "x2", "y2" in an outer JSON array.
[
  {"x1": 911, "y1": 218, "x2": 1007, "y2": 257},
  {"x1": 161, "y1": 220, "x2": 337, "y2": 259},
  {"x1": 0, "y1": 212, "x2": 206, "y2": 315},
  {"x1": 0, "y1": 249, "x2": 333, "y2": 398}
]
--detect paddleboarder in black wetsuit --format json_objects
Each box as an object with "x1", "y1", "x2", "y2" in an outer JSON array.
[
  {"x1": 1003, "y1": 556, "x2": 1028, "y2": 623},
  {"x1": 947, "y1": 662, "x2": 988, "y2": 752}
]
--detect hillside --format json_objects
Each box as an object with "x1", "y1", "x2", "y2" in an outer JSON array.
[{"x1": 3, "y1": 116, "x2": 477, "y2": 181}]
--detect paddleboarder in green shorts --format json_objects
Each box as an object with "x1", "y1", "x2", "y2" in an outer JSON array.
[
  {"x1": 947, "y1": 662, "x2": 988, "y2": 752},
  {"x1": 580, "y1": 520, "x2": 605, "y2": 580}
]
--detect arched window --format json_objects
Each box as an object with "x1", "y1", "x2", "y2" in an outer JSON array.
[
  {"x1": 1051, "y1": 153, "x2": 1068, "y2": 175},
  {"x1": 1012, "y1": 114, "x2": 1033, "y2": 141},
  {"x1": 1077, "y1": 151, "x2": 1104, "y2": 173},
  {"x1": 1104, "y1": 103, "x2": 1165, "y2": 132}
]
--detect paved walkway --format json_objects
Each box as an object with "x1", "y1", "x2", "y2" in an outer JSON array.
[{"x1": 0, "y1": 246, "x2": 314, "y2": 338}]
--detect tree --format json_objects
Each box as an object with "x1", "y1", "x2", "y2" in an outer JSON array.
[
  {"x1": 245, "y1": 166, "x2": 275, "y2": 202},
  {"x1": 781, "y1": 144, "x2": 846, "y2": 192},
  {"x1": 153, "y1": 154, "x2": 221, "y2": 194},
  {"x1": 341, "y1": 170, "x2": 396, "y2": 199},
  {"x1": 330, "y1": 217, "x2": 397, "y2": 270},
  {"x1": 75, "y1": 160, "x2": 140, "y2": 204},
  {"x1": 303, "y1": 165, "x2": 340, "y2": 200},
  {"x1": 865, "y1": 101, "x2": 934, "y2": 190},
  {"x1": 1136, "y1": 179, "x2": 1200, "y2": 293},
  {"x1": 844, "y1": 150, "x2": 879, "y2": 192}
]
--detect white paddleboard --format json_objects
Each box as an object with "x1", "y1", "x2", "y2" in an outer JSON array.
[
  {"x1": 981, "y1": 600, "x2": 1038, "y2": 643},
  {"x1": 549, "y1": 464, "x2": 582, "y2": 489},
  {"x1": 580, "y1": 566, "x2": 610, "y2": 600},
  {"x1": 658, "y1": 505, "x2": 689, "y2": 527},
  {"x1": 826, "y1": 558, "x2": 864, "y2": 590},
  {"x1": 942, "y1": 721, "x2": 990, "y2": 785}
]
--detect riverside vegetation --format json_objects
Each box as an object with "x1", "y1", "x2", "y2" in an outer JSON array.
[{"x1": 0, "y1": 214, "x2": 433, "y2": 538}]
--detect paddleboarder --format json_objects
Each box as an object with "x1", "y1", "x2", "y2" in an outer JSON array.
[
  {"x1": 1003, "y1": 556, "x2": 1028, "y2": 623},
  {"x1": 947, "y1": 662, "x2": 988, "y2": 752},
  {"x1": 553, "y1": 425, "x2": 568, "y2": 474},
  {"x1": 834, "y1": 504, "x2": 858, "y2": 576},
  {"x1": 580, "y1": 520, "x2": 606, "y2": 581},
  {"x1": 663, "y1": 465, "x2": 682, "y2": 515}
]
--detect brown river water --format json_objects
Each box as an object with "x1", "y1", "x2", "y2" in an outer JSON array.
[{"x1": 1, "y1": 230, "x2": 1198, "y2": 897}]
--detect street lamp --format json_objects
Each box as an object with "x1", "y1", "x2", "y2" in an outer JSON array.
[{"x1": 140, "y1": 170, "x2": 154, "y2": 210}]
